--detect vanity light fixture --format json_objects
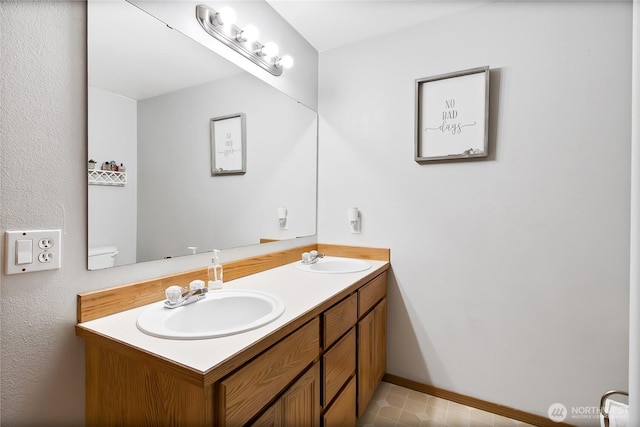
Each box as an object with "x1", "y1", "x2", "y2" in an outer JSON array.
[
  {"x1": 256, "y1": 41, "x2": 279, "y2": 57},
  {"x1": 236, "y1": 25, "x2": 259, "y2": 44},
  {"x1": 275, "y1": 55, "x2": 294, "y2": 69},
  {"x1": 195, "y1": 4, "x2": 294, "y2": 76},
  {"x1": 213, "y1": 7, "x2": 236, "y2": 26}
]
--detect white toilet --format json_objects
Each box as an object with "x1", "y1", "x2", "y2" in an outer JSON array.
[{"x1": 88, "y1": 246, "x2": 119, "y2": 270}]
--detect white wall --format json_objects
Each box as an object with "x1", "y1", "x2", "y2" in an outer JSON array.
[
  {"x1": 136, "y1": 72, "x2": 317, "y2": 261},
  {"x1": 317, "y1": 1, "x2": 631, "y2": 424},
  {"x1": 88, "y1": 86, "x2": 137, "y2": 266},
  {"x1": 0, "y1": 1, "x2": 316, "y2": 424}
]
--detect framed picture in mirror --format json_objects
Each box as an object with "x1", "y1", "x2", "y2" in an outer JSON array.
[
  {"x1": 211, "y1": 113, "x2": 246, "y2": 175},
  {"x1": 415, "y1": 66, "x2": 489, "y2": 163}
]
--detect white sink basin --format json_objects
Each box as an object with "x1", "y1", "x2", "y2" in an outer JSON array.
[
  {"x1": 136, "y1": 289, "x2": 285, "y2": 340},
  {"x1": 295, "y1": 256, "x2": 371, "y2": 274}
]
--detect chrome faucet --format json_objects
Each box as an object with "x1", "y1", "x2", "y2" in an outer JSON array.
[
  {"x1": 301, "y1": 250, "x2": 324, "y2": 265},
  {"x1": 164, "y1": 287, "x2": 208, "y2": 309}
]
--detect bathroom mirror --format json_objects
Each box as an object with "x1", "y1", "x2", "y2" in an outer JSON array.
[{"x1": 87, "y1": 0, "x2": 317, "y2": 269}]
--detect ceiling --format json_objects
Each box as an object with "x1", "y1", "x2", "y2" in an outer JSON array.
[
  {"x1": 88, "y1": 1, "x2": 494, "y2": 100},
  {"x1": 265, "y1": 0, "x2": 495, "y2": 52}
]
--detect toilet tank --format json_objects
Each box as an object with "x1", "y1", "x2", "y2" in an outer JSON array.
[{"x1": 88, "y1": 246, "x2": 118, "y2": 270}]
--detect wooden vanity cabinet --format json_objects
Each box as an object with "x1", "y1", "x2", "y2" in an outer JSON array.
[
  {"x1": 84, "y1": 342, "x2": 214, "y2": 426},
  {"x1": 321, "y1": 294, "x2": 357, "y2": 425},
  {"x1": 357, "y1": 273, "x2": 387, "y2": 417},
  {"x1": 80, "y1": 267, "x2": 388, "y2": 427},
  {"x1": 320, "y1": 270, "x2": 388, "y2": 425},
  {"x1": 220, "y1": 270, "x2": 387, "y2": 426}
]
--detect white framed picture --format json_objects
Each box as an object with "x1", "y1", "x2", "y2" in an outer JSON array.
[
  {"x1": 415, "y1": 66, "x2": 490, "y2": 162},
  {"x1": 211, "y1": 113, "x2": 246, "y2": 175}
]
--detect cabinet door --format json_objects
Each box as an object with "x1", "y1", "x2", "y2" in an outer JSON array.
[
  {"x1": 251, "y1": 363, "x2": 320, "y2": 427},
  {"x1": 280, "y1": 362, "x2": 320, "y2": 427},
  {"x1": 357, "y1": 298, "x2": 387, "y2": 417},
  {"x1": 373, "y1": 298, "x2": 387, "y2": 387}
]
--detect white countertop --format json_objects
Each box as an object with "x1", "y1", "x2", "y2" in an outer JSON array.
[{"x1": 78, "y1": 258, "x2": 388, "y2": 374}]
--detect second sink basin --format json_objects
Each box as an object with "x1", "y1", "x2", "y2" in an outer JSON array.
[
  {"x1": 137, "y1": 289, "x2": 285, "y2": 340},
  {"x1": 295, "y1": 256, "x2": 371, "y2": 274}
]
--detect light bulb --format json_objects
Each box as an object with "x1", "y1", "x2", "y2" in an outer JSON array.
[
  {"x1": 276, "y1": 55, "x2": 294, "y2": 69},
  {"x1": 215, "y1": 7, "x2": 236, "y2": 26},
  {"x1": 261, "y1": 42, "x2": 279, "y2": 57},
  {"x1": 237, "y1": 25, "x2": 259, "y2": 43}
]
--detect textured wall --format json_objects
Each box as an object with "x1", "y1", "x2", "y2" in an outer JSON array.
[
  {"x1": 1, "y1": 2, "x2": 89, "y2": 423},
  {"x1": 317, "y1": 1, "x2": 631, "y2": 424}
]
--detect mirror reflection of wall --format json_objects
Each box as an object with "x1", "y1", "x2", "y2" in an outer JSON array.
[{"x1": 87, "y1": 0, "x2": 317, "y2": 269}]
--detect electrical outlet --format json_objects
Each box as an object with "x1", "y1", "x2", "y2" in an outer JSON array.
[
  {"x1": 38, "y1": 252, "x2": 55, "y2": 263},
  {"x1": 5, "y1": 229, "x2": 62, "y2": 275},
  {"x1": 38, "y1": 238, "x2": 55, "y2": 249}
]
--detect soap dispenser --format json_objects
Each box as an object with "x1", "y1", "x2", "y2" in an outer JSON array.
[{"x1": 208, "y1": 249, "x2": 223, "y2": 290}]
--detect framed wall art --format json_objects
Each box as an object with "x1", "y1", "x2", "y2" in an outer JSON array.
[
  {"x1": 415, "y1": 66, "x2": 490, "y2": 163},
  {"x1": 210, "y1": 113, "x2": 246, "y2": 175}
]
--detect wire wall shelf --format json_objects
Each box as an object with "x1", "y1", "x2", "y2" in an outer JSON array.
[{"x1": 88, "y1": 170, "x2": 127, "y2": 186}]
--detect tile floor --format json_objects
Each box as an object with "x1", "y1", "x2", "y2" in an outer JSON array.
[{"x1": 357, "y1": 382, "x2": 537, "y2": 427}]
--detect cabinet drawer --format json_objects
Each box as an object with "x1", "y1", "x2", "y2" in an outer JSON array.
[
  {"x1": 322, "y1": 328, "x2": 355, "y2": 406},
  {"x1": 323, "y1": 376, "x2": 356, "y2": 427},
  {"x1": 219, "y1": 318, "x2": 320, "y2": 426},
  {"x1": 358, "y1": 272, "x2": 387, "y2": 318},
  {"x1": 323, "y1": 293, "x2": 357, "y2": 348}
]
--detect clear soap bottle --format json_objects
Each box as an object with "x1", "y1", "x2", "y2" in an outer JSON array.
[{"x1": 208, "y1": 249, "x2": 223, "y2": 290}]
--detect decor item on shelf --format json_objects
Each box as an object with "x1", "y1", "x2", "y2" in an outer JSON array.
[
  {"x1": 101, "y1": 161, "x2": 110, "y2": 171},
  {"x1": 195, "y1": 4, "x2": 294, "y2": 77},
  {"x1": 88, "y1": 159, "x2": 97, "y2": 170},
  {"x1": 210, "y1": 113, "x2": 246, "y2": 176},
  {"x1": 415, "y1": 66, "x2": 490, "y2": 163},
  {"x1": 88, "y1": 169, "x2": 127, "y2": 186}
]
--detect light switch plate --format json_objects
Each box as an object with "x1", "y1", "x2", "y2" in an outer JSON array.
[{"x1": 5, "y1": 230, "x2": 62, "y2": 275}]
